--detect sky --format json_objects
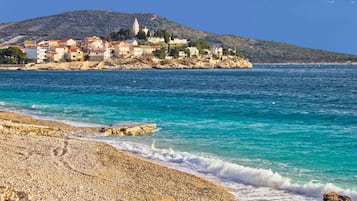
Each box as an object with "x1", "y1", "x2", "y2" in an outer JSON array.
[{"x1": 1, "y1": 0, "x2": 357, "y2": 55}]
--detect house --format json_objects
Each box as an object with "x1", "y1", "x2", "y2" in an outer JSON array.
[
  {"x1": 76, "y1": 40, "x2": 83, "y2": 49},
  {"x1": 47, "y1": 46, "x2": 67, "y2": 62},
  {"x1": 178, "y1": 51, "x2": 187, "y2": 58},
  {"x1": 186, "y1": 47, "x2": 199, "y2": 57},
  {"x1": 169, "y1": 38, "x2": 188, "y2": 45},
  {"x1": 85, "y1": 36, "x2": 104, "y2": 50},
  {"x1": 59, "y1": 38, "x2": 76, "y2": 47},
  {"x1": 69, "y1": 47, "x2": 84, "y2": 61},
  {"x1": 88, "y1": 48, "x2": 111, "y2": 61},
  {"x1": 48, "y1": 40, "x2": 60, "y2": 47},
  {"x1": 47, "y1": 51, "x2": 61, "y2": 63},
  {"x1": 126, "y1": 39, "x2": 138, "y2": 46},
  {"x1": 36, "y1": 45, "x2": 49, "y2": 63},
  {"x1": 148, "y1": 37, "x2": 165, "y2": 43},
  {"x1": 140, "y1": 46, "x2": 161, "y2": 55},
  {"x1": 113, "y1": 41, "x2": 132, "y2": 57},
  {"x1": 211, "y1": 46, "x2": 223, "y2": 56},
  {"x1": 24, "y1": 47, "x2": 37, "y2": 60},
  {"x1": 24, "y1": 40, "x2": 36, "y2": 48},
  {"x1": 142, "y1": 26, "x2": 149, "y2": 35},
  {"x1": 23, "y1": 42, "x2": 34, "y2": 62}
]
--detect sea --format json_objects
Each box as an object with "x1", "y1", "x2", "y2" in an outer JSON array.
[{"x1": 0, "y1": 64, "x2": 356, "y2": 201}]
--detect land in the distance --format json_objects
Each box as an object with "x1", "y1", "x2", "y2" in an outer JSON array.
[
  {"x1": 1, "y1": 16, "x2": 253, "y2": 69},
  {"x1": 1, "y1": 10, "x2": 357, "y2": 63}
]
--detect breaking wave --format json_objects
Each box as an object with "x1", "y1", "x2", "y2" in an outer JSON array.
[{"x1": 97, "y1": 138, "x2": 357, "y2": 201}]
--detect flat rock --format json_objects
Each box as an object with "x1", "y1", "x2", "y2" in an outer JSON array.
[{"x1": 100, "y1": 124, "x2": 157, "y2": 136}]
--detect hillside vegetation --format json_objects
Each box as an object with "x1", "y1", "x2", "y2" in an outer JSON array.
[{"x1": 1, "y1": 10, "x2": 357, "y2": 63}]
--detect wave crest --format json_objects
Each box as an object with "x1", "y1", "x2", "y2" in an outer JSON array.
[{"x1": 94, "y1": 139, "x2": 357, "y2": 201}]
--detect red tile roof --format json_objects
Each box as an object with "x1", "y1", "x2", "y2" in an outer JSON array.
[{"x1": 90, "y1": 49, "x2": 106, "y2": 53}]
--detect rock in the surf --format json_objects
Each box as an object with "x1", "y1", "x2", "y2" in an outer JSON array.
[
  {"x1": 323, "y1": 192, "x2": 352, "y2": 201},
  {"x1": 101, "y1": 124, "x2": 157, "y2": 136}
]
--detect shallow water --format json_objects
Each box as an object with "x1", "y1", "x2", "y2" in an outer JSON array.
[{"x1": 0, "y1": 65, "x2": 356, "y2": 200}]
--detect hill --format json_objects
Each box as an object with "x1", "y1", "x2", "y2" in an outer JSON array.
[{"x1": 1, "y1": 10, "x2": 357, "y2": 63}]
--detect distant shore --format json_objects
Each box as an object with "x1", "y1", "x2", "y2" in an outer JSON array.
[
  {"x1": 2, "y1": 61, "x2": 357, "y2": 71},
  {"x1": 0, "y1": 56, "x2": 253, "y2": 71},
  {"x1": 0, "y1": 110, "x2": 235, "y2": 201}
]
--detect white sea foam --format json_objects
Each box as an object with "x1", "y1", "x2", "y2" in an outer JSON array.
[
  {"x1": 0, "y1": 103, "x2": 104, "y2": 128},
  {"x1": 96, "y1": 138, "x2": 357, "y2": 201}
]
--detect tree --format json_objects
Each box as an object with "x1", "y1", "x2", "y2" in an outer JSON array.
[
  {"x1": 170, "y1": 33, "x2": 174, "y2": 41},
  {"x1": 164, "y1": 32, "x2": 170, "y2": 44},
  {"x1": 236, "y1": 51, "x2": 245, "y2": 58},
  {"x1": 107, "y1": 28, "x2": 135, "y2": 41},
  {"x1": 136, "y1": 30, "x2": 147, "y2": 41},
  {"x1": 189, "y1": 39, "x2": 210, "y2": 50},
  {"x1": 169, "y1": 47, "x2": 180, "y2": 59},
  {"x1": 0, "y1": 47, "x2": 31, "y2": 64},
  {"x1": 152, "y1": 48, "x2": 166, "y2": 59}
]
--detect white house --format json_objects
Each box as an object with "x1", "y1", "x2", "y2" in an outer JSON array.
[
  {"x1": 178, "y1": 51, "x2": 187, "y2": 58},
  {"x1": 85, "y1": 36, "x2": 104, "y2": 50},
  {"x1": 48, "y1": 46, "x2": 67, "y2": 62},
  {"x1": 126, "y1": 39, "x2": 138, "y2": 46},
  {"x1": 186, "y1": 47, "x2": 199, "y2": 57},
  {"x1": 88, "y1": 48, "x2": 111, "y2": 61},
  {"x1": 142, "y1": 26, "x2": 149, "y2": 35},
  {"x1": 37, "y1": 47, "x2": 48, "y2": 63},
  {"x1": 211, "y1": 46, "x2": 223, "y2": 56},
  {"x1": 169, "y1": 38, "x2": 188, "y2": 45},
  {"x1": 148, "y1": 37, "x2": 165, "y2": 43}
]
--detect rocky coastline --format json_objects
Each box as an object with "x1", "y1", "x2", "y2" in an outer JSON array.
[
  {"x1": 0, "y1": 111, "x2": 157, "y2": 138},
  {"x1": 0, "y1": 56, "x2": 253, "y2": 71}
]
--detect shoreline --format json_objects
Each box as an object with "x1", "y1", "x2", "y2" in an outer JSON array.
[
  {"x1": 0, "y1": 57, "x2": 253, "y2": 71},
  {"x1": 0, "y1": 110, "x2": 236, "y2": 201},
  {"x1": 1, "y1": 62, "x2": 357, "y2": 71}
]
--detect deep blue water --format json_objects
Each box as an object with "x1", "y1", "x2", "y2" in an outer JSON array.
[{"x1": 0, "y1": 65, "x2": 356, "y2": 200}]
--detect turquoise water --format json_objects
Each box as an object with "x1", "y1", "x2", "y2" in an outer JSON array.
[{"x1": 0, "y1": 65, "x2": 356, "y2": 200}]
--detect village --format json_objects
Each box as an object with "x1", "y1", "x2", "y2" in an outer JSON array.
[{"x1": 0, "y1": 18, "x2": 252, "y2": 69}]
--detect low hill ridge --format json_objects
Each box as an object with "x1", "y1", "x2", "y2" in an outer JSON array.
[{"x1": 1, "y1": 10, "x2": 357, "y2": 63}]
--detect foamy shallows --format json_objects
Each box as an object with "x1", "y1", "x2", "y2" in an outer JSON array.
[
  {"x1": 92, "y1": 138, "x2": 356, "y2": 201},
  {"x1": 0, "y1": 102, "x2": 105, "y2": 128}
]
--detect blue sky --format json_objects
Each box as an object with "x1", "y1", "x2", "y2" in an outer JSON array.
[{"x1": 1, "y1": 0, "x2": 357, "y2": 54}]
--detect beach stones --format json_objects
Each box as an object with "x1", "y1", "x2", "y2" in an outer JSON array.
[
  {"x1": 323, "y1": 192, "x2": 352, "y2": 201},
  {"x1": 0, "y1": 187, "x2": 30, "y2": 201},
  {"x1": 100, "y1": 124, "x2": 157, "y2": 136}
]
